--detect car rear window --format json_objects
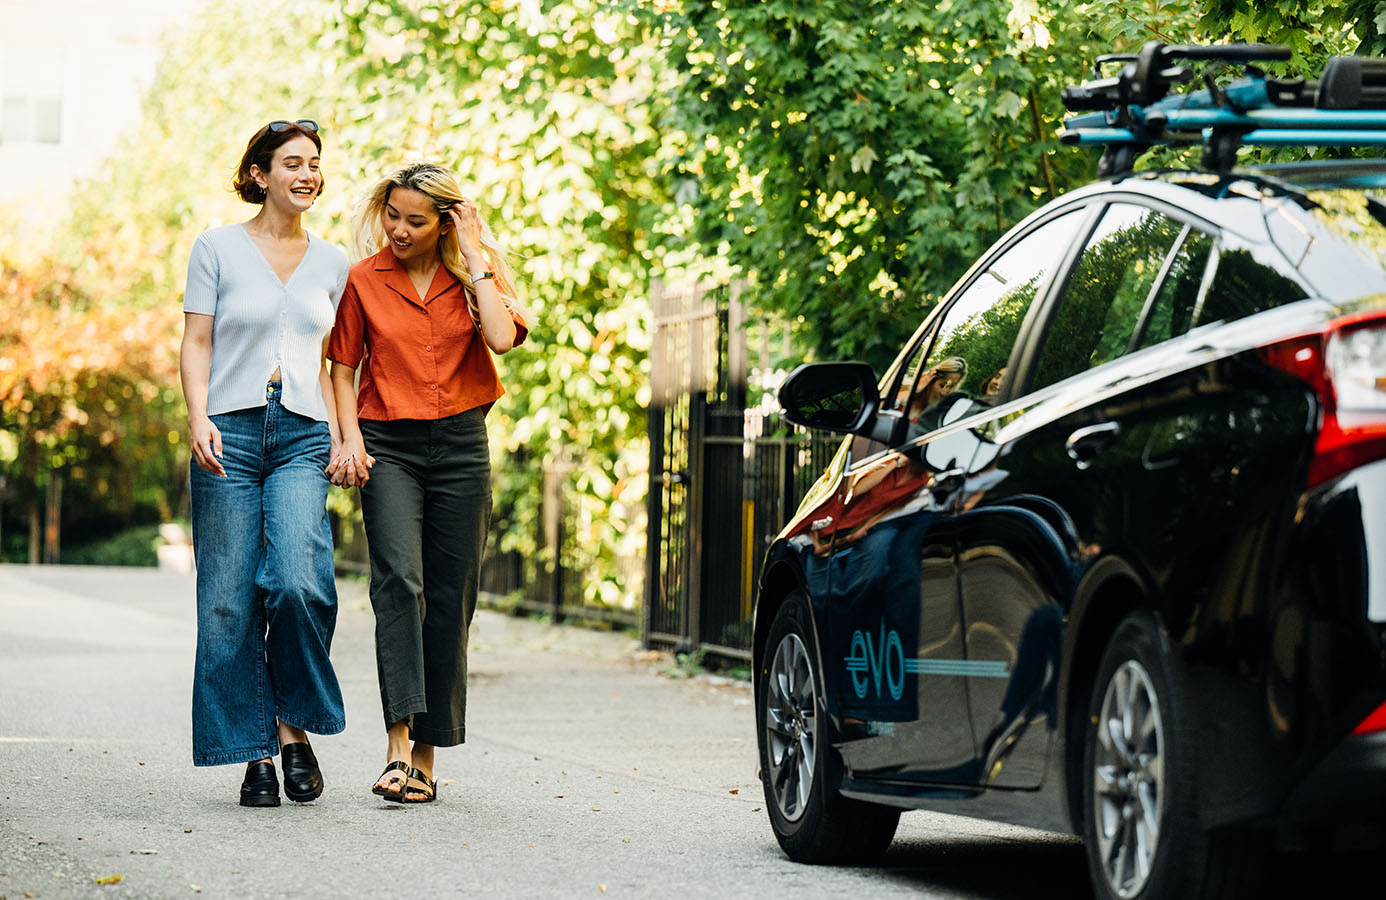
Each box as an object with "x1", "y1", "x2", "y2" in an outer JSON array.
[{"x1": 1274, "y1": 189, "x2": 1386, "y2": 303}]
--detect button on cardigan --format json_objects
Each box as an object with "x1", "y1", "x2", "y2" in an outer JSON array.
[
  {"x1": 327, "y1": 247, "x2": 529, "y2": 421},
  {"x1": 183, "y1": 224, "x2": 349, "y2": 421}
]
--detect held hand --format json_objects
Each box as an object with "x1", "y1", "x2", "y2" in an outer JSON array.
[
  {"x1": 328, "y1": 437, "x2": 375, "y2": 487},
  {"x1": 189, "y1": 416, "x2": 226, "y2": 477}
]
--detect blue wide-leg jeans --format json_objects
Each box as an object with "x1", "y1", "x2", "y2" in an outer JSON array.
[{"x1": 189, "y1": 383, "x2": 346, "y2": 767}]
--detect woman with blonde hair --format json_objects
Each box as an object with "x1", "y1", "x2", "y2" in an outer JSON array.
[{"x1": 327, "y1": 162, "x2": 528, "y2": 803}]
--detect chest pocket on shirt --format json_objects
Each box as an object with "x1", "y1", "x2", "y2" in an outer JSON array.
[{"x1": 433, "y1": 293, "x2": 477, "y2": 340}]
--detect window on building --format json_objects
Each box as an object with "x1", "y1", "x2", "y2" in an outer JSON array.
[{"x1": 1, "y1": 48, "x2": 65, "y2": 145}]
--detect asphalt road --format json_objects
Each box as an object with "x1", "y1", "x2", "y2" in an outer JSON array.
[{"x1": 0, "y1": 565, "x2": 1374, "y2": 899}]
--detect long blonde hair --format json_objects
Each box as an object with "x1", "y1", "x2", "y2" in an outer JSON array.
[{"x1": 353, "y1": 162, "x2": 526, "y2": 324}]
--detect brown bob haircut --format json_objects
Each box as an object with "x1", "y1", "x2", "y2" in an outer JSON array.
[{"x1": 230, "y1": 122, "x2": 325, "y2": 204}]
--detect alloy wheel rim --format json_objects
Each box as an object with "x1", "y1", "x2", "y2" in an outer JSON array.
[
  {"x1": 764, "y1": 631, "x2": 817, "y2": 822},
  {"x1": 1092, "y1": 659, "x2": 1165, "y2": 899}
]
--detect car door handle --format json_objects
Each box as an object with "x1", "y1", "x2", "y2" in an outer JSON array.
[{"x1": 1066, "y1": 422, "x2": 1121, "y2": 469}]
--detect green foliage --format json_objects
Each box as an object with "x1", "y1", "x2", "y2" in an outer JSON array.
[
  {"x1": 634, "y1": 0, "x2": 1095, "y2": 372},
  {"x1": 662, "y1": 647, "x2": 707, "y2": 679},
  {"x1": 50, "y1": 0, "x2": 667, "y2": 605},
  {"x1": 637, "y1": 0, "x2": 1369, "y2": 376},
  {"x1": 59, "y1": 524, "x2": 162, "y2": 567}
]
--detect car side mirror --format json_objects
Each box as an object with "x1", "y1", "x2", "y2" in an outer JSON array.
[{"x1": 777, "y1": 362, "x2": 881, "y2": 435}]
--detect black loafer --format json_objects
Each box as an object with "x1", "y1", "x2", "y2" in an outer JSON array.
[
  {"x1": 240, "y1": 761, "x2": 281, "y2": 807},
  {"x1": 281, "y1": 741, "x2": 323, "y2": 803}
]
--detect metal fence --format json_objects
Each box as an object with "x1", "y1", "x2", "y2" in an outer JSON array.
[
  {"x1": 334, "y1": 454, "x2": 639, "y2": 631},
  {"x1": 644, "y1": 280, "x2": 836, "y2": 661}
]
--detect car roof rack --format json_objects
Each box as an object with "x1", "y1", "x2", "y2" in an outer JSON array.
[{"x1": 1060, "y1": 41, "x2": 1386, "y2": 177}]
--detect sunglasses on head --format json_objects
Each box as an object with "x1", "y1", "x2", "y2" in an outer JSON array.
[{"x1": 267, "y1": 119, "x2": 319, "y2": 133}]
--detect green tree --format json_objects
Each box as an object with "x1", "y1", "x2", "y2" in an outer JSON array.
[
  {"x1": 43, "y1": 0, "x2": 668, "y2": 606},
  {"x1": 636, "y1": 0, "x2": 1366, "y2": 374}
]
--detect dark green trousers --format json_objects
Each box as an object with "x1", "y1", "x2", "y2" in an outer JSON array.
[{"x1": 359, "y1": 409, "x2": 491, "y2": 747}]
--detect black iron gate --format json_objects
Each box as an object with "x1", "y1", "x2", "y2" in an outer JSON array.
[{"x1": 644, "y1": 281, "x2": 837, "y2": 661}]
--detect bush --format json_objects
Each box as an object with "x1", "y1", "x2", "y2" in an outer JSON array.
[{"x1": 60, "y1": 524, "x2": 161, "y2": 567}]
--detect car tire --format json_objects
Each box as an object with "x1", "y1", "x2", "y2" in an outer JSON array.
[
  {"x1": 758, "y1": 589, "x2": 900, "y2": 864},
  {"x1": 1082, "y1": 610, "x2": 1267, "y2": 900}
]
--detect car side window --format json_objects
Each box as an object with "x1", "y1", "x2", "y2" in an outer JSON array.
[
  {"x1": 1031, "y1": 203, "x2": 1187, "y2": 391},
  {"x1": 1134, "y1": 227, "x2": 1214, "y2": 351},
  {"x1": 1194, "y1": 240, "x2": 1306, "y2": 326},
  {"x1": 904, "y1": 211, "x2": 1084, "y2": 415},
  {"x1": 854, "y1": 211, "x2": 1083, "y2": 462}
]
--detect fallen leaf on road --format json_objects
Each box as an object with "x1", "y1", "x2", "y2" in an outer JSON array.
[
  {"x1": 591, "y1": 807, "x2": 601, "y2": 812},
  {"x1": 729, "y1": 789, "x2": 739, "y2": 794},
  {"x1": 130, "y1": 849, "x2": 158, "y2": 855},
  {"x1": 599, "y1": 886, "x2": 607, "y2": 892},
  {"x1": 94, "y1": 874, "x2": 123, "y2": 885},
  {"x1": 554, "y1": 795, "x2": 564, "y2": 798},
  {"x1": 183, "y1": 829, "x2": 192, "y2": 834},
  {"x1": 24, "y1": 892, "x2": 38, "y2": 898}
]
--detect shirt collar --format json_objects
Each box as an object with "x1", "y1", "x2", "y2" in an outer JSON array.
[{"x1": 371, "y1": 246, "x2": 459, "y2": 307}]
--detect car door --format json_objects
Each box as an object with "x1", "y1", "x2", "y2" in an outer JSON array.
[
  {"x1": 819, "y1": 209, "x2": 1090, "y2": 784},
  {"x1": 951, "y1": 200, "x2": 1309, "y2": 790}
]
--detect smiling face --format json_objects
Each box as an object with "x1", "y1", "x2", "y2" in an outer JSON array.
[
  {"x1": 383, "y1": 186, "x2": 448, "y2": 264},
  {"x1": 252, "y1": 135, "x2": 321, "y2": 213}
]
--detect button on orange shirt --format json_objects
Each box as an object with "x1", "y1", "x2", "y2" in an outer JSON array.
[{"x1": 327, "y1": 247, "x2": 528, "y2": 421}]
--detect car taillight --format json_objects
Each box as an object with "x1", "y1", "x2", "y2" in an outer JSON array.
[
  {"x1": 1261, "y1": 312, "x2": 1386, "y2": 488},
  {"x1": 1352, "y1": 700, "x2": 1386, "y2": 736}
]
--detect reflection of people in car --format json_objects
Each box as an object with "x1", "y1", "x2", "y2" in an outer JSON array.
[
  {"x1": 905, "y1": 356, "x2": 968, "y2": 422},
  {"x1": 898, "y1": 357, "x2": 969, "y2": 438},
  {"x1": 980, "y1": 366, "x2": 1008, "y2": 402}
]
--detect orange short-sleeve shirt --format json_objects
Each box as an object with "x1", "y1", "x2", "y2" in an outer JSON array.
[{"x1": 327, "y1": 247, "x2": 528, "y2": 421}]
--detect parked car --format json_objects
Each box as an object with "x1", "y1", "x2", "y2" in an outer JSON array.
[{"x1": 753, "y1": 43, "x2": 1386, "y2": 900}]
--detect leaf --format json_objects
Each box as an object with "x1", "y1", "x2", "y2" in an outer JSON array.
[
  {"x1": 94, "y1": 874, "x2": 124, "y2": 884},
  {"x1": 996, "y1": 91, "x2": 1024, "y2": 120},
  {"x1": 849, "y1": 145, "x2": 879, "y2": 174}
]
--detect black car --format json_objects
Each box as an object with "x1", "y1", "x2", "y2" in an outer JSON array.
[{"x1": 753, "y1": 44, "x2": 1386, "y2": 900}]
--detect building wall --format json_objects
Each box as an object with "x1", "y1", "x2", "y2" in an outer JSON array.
[{"x1": 0, "y1": 0, "x2": 201, "y2": 212}]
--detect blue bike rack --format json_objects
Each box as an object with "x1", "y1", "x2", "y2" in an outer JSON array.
[{"x1": 1060, "y1": 42, "x2": 1386, "y2": 176}]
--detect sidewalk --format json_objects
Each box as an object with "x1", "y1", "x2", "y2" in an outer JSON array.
[
  {"x1": 0, "y1": 565, "x2": 1099, "y2": 900},
  {"x1": 0, "y1": 564, "x2": 779, "y2": 900}
]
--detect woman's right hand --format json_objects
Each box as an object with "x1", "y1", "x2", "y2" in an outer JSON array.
[{"x1": 189, "y1": 415, "x2": 226, "y2": 477}]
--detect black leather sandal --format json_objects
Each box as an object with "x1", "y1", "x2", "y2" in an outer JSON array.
[
  {"x1": 240, "y1": 761, "x2": 281, "y2": 808},
  {"x1": 401, "y1": 767, "x2": 437, "y2": 804},
  {"x1": 372, "y1": 760, "x2": 410, "y2": 801},
  {"x1": 281, "y1": 741, "x2": 323, "y2": 803}
]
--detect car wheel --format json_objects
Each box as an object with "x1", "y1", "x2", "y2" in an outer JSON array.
[
  {"x1": 758, "y1": 589, "x2": 900, "y2": 864},
  {"x1": 1082, "y1": 610, "x2": 1266, "y2": 900}
]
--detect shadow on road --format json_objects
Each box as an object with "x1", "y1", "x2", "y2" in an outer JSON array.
[
  {"x1": 831, "y1": 835, "x2": 1384, "y2": 900},
  {"x1": 873, "y1": 835, "x2": 1092, "y2": 900}
]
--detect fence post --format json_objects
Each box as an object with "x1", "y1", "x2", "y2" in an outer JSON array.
[
  {"x1": 42, "y1": 467, "x2": 62, "y2": 564},
  {"x1": 542, "y1": 458, "x2": 571, "y2": 623}
]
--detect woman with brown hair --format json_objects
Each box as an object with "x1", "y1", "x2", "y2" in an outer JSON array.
[
  {"x1": 327, "y1": 162, "x2": 528, "y2": 804},
  {"x1": 180, "y1": 120, "x2": 348, "y2": 806}
]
